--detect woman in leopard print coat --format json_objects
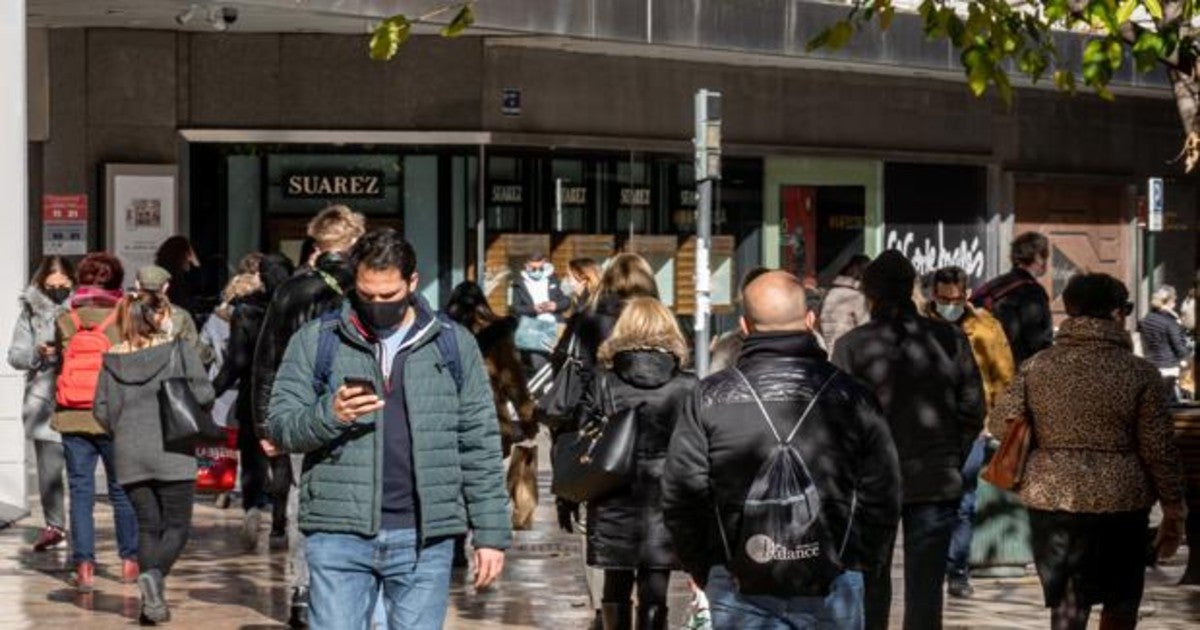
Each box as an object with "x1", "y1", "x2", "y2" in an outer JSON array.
[{"x1": 988, "y1": 273, "x2": 1186, "y2": 630}]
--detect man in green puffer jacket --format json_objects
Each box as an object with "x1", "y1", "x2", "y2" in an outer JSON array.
[{"x1": 267, "y1": 229, "x2": 510, "y2": 630}]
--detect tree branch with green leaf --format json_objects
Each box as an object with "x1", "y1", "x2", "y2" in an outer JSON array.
[
  {"x1": 809, "y1": 0, "x2": 1200, "y2": 170},
  {"x1": 368, "y1": 1, "x2": 475, "y2": 61}
]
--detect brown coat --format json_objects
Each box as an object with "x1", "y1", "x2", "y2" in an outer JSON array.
[
  {"x1": 475, "y1": 318, "x2": 536, "y2": 457},
  {"x1": 988, "y1": 317, "x2": 1185, "y2": 513}
]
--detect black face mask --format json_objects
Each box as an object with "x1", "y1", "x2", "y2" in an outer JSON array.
[
  {"x1": 45, "y1": 287, "x2": 71, "y2": 305},
  {"x1": 352, "y1": 293, "x2": 411, "y2": 333}
]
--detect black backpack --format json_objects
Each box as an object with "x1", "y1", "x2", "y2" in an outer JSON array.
[{"x1": 718, "y1": 369, "x2": 850, "y2": 597}]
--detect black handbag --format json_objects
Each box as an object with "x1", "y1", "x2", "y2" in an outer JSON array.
[
  {"x1": 535, "y1": 334, "x2": 585, "y2": 428},
  {"x1": 550, "y1": 374, "x2": 638, "y2": 504},
  {"x1": 160, "y1": 341, "x2": 222, "y2": 448}
]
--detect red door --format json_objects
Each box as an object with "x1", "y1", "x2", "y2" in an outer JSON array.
[{"x1": 781, "y1": 186, "x2": 818, "y2": 284}]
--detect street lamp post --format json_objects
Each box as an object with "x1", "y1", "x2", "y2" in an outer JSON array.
[{"x1": 693, "y1": 89, "x2": 721, "y2": 377}]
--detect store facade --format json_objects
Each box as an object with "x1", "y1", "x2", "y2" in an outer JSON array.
[{"x1": 24, "y1": 29, "x2": 1197, "y2": 328}]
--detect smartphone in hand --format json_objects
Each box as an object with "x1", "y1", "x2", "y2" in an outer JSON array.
[{"x1": 342, "y1": 376, "x2": 377, "y2": 396}]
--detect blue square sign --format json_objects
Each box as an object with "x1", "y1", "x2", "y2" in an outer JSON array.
[{"x1": 502, "y1": 88, "x2": 521, "y2": 116}]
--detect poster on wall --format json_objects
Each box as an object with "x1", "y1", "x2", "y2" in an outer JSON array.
[
  {"x1": 42, "y1": 194, "x2": 88, "y2": 256},
  {"x1": 106, "y1": 164, "x2": 178, "y2": 278}
]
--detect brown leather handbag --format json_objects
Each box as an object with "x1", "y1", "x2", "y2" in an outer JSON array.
[{"x1": 981, "y1": 413, "x2": 1033, "y2": 491}]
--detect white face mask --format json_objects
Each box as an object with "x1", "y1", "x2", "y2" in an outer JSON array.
[{"x1": 935, "y1": 302, "x2": 965, "y2": 322}]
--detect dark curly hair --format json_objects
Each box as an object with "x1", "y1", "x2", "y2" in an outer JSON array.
[{"x1": 76, "y1": 252, "x2": 124, "y2": 290}]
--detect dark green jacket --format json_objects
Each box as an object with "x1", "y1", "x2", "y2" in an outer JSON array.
[{"x1": 267, "y1": 299, "x2": 511, "y2": 549}]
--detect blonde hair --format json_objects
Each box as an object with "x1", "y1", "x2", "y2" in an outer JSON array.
[
  {"x1": 221, "y1": 272, "x2": 263, "y2": 304},
  {"x1": 569, "y1": 258, "x2": 602, "y2": 297},
  {"x1": 1152, "y1": 285, "x2": 1178, "y2": 310},
  {"x1": 591, "y1": 253, "x2": 658, "y2": 309},
  {"x1": 307, "y1": 205, "x2": 366, "y2": 253},
  {"x1": 598, "y1": 297, "x2": 688, "y2": 367}
]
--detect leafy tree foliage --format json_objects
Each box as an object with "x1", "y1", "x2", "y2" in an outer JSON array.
[{"x1": 809, "y1": 0, "x2": 1200, "y2": 170}]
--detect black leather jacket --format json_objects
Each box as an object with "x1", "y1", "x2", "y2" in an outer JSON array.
[
  {"x1": 250, "y1": 253, "x2": 354, "y2": 440},
  {"x1": 212, "y1": 290, "x2": 269, "y2": 430},
  {"x1": 662, "y1": 332, "x2": 902, "y2": 586},
  {"x1": 832, "y1": 302, "x2": 985, "y2": 505}
]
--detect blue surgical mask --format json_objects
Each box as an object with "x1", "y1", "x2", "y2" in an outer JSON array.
[
  {"x1": 526, "y1": 268, "x2": 545, "y2": 282},
  {"x1": 936, "y1": 302, "x2": 965, "y2": 322}
]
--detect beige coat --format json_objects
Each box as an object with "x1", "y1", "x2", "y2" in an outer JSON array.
[
  {"x1": 819, "y1": 275, "x2": 869, "y2": 353},
  {"x1": 988, "y1": 317, "x2": 1184, "y2": 513}
]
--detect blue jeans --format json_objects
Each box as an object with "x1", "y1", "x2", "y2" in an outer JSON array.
[
  {"x1": 62, "y1": 434, "x2": 139, "y2": 564},
  {"x1": 307, "y1": 528, "x2": 454, "y2": 630},
  {"x1": 706, "y1": 565, "x2": 865, "y2": 629},
  {"x1": 947, "y1": 436, "x2": 989, "y2": 580}
]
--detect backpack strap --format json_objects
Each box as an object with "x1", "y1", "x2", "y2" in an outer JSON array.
[
  {"x1": 96, "y1": 308, "x2": 119, "y2": 333},
  {"x1": 311, "y1": 310, "x2": 343, "y2": 397},
  {"x1": 977, "y1": 275, "x2": 1038, "y2": 311},
  {"x1": 732, "y1": 368, "x2": 837, "y2": 445},
  {"x1": 433, "y1": 313, "x2": 464, "y2": 392}
]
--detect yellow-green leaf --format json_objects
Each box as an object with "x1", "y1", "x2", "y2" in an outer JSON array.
[
  {"x1": 369, "y1": 15, "x2": 411, "y2": 61},
  {"x1": 1096, "y1": 84, "x2": 1116, "y2": 101},
  {"x1": 880, "y1": 6, "x2": 896, "y2": 31},
  {"x1": 1054, "y1": 69, "x2": 1077, "y2": 93},
  {"x1": 994, "y1": 70, "x2": 1013, "y2": 108},
  {"x1": 440, "y1": 4, "x2": 475, "y2": 38},
  {"x1": 1145, "y1": 0, "x2": 1164, "y2": 20},
  {"x1": 827, "y1": 21, "x2": 855, "y2": 49},
  {"x1": 1115, "y1": 0, "x2": 1138, "y2": 24}
]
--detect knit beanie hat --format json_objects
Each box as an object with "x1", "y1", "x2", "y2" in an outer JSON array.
[{"x1": 861, "y1": 250, "x2": 917, "y2": 304}]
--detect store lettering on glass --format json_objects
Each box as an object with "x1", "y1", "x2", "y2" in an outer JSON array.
[
  {"x1": 620, "y1": 188, "x2": 651, "y2": 206},
  {"x1": 885, "y1": 221, "x2": 985, "y2": 279},
  {"x1": 285, "y1": 173, "x2": 383, "y2": 198},
  {"x1": 491, "y1": 185, "x2": 523, "y2": 204}
]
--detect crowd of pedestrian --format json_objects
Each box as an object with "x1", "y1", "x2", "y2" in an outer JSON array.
[{"x1": 6, "y1": 200, "x2": 1194, "y2": 630}]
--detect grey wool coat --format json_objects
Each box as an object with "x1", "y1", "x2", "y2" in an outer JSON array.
[
  {"x1": 7, "y1": 286, "x2": 66, "y2": 443},
  {"x1": 94, "y1": 339, "x2": 215, "y2": 486}
]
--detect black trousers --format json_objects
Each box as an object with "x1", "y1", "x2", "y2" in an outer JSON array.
[
  {"x1": 237, "y1": 420, "x2": 271, "y2": 513},
  {"x1": 602, "y1": 568, "x2": 670, "y2": 607},
  {"x1": 865, "y1": 500, "x2": 959, "y2": 630},
  {"x1": 125, "y1": 480, "x2": 195, "y2": 576}
]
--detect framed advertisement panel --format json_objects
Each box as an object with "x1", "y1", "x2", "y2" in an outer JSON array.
[{"x1": 106, "y1": 164, "x2": 178, "y2": 279}]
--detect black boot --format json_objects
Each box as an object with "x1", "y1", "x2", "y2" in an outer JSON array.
[
  {"x1": 288, "y1": 586, "x2": 309, "y2": 628},
  {"x1": 636, "y1": 604, "x2": 668, "y2": 630},
  {"x1": 589, "y1": 610, "x2": 604, "y2": 630},
  {"x1": 137, "y1": 569, "x2": 169, "y2": 625},
  {"x1": 601, "y1": 602, "x2": 633, "y2": 630}
]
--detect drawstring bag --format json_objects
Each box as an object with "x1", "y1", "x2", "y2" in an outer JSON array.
[{"x1": 717, "y1": 369, "x2": 849, "y2": 597}]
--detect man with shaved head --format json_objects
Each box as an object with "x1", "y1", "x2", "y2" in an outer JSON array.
[{"x1": 663, "y1": 270, "x2": 901, "y2": 628}]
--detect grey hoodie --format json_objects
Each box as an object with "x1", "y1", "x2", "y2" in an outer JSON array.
[
  {"x1": 7, "y1": 286, "x2": 66, "y2": 442},
  {"x1": 94, "y1": 340, "x2": 215, "y2": 486}
]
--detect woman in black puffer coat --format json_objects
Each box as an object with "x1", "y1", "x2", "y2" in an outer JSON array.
[{"x1": 577, "y1": 296, "x2": 696, "y2": 630}]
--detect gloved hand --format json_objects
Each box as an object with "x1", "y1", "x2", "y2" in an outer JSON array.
[
  {"x1": 1154, "y1": 501, "x2": 1188, "y2": 561},
  {"x1": 556, "y1": 498, "x2": 580, "y2": 534}
]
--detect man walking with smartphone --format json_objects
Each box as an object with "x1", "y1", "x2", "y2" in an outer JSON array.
[{"x1": 266, "y1": 228, "x2": 510, "y2": 630}]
